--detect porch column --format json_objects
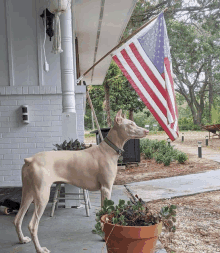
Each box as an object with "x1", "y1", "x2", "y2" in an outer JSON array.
[{"x1": 60, "y1": 7, "x2": 80, "y2": 208}]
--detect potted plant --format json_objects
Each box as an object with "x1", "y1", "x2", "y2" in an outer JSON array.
[
  {"x1": 93, "y1": 194, "x2": 176, "y2": 253},
  {"x1": 53, "y1": 139, "x2": 92, "y2": 151}
]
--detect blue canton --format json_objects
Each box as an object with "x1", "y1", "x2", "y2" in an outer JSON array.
[{"x1": 137, "y1": 13, "x2": 165, "y2": 74}]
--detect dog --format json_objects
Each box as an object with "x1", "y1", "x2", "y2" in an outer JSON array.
[{"x1": 14, "y1": 109, "x2": 149, "y2": 253}]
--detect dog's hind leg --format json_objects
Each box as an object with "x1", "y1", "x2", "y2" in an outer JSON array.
[
  {"x1": 28, "y1": 185, "x2": 51, "y2": 253},
  {"x1": 14, "y1": 185, "x2": 33, "y2": 244}
]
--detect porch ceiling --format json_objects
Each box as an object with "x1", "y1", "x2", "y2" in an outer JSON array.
[{"x1": 74, "y1": 0, "x2": 137, "y2": 85}]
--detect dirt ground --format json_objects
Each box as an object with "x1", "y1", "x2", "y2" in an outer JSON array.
[
  {"x1": 85, "y1": 131, "x2": 220, "y2": 253},
  {"x1": 114, "y1": 154, "x2": 219, "y2": 185}
]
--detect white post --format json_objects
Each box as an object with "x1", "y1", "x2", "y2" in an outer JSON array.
[{"x1": 60, "y1": 8, "x2": 80, "y2": 208}]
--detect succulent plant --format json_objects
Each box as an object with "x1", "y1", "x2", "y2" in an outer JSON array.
[{"x1": 92, "y1": 194, "x2": 177, "y2": 239}]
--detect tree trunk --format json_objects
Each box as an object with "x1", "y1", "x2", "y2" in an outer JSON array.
[
  {"x1": 129, "y1": 110, "x2": 134, "y2": 121},
  {"x1": 104, "y1": 83, "x2": 112, "y2": 127},
  {"x1": 208, "y1": 59, "x2": 213, "y2": 123}
]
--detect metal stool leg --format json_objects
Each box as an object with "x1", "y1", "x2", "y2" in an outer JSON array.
[
  {"x1": 83, "y1": 189, "x2": 90, "y2": 217},
  {"x1": 55, "y1": 184, "x2": 61, "y2": 210},
  {"x1": 86, "y1": 190, "x2": 91, "y2": 209},
  {"x1": 50, "y1": 183, "x2": 60, "y2": 217}
]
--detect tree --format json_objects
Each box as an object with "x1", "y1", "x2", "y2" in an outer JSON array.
[
  {"x1": 86, "y1": 62, "x2": 146, "y2": 127},
  {"x1": 85, "y1": 85, "x2": 105, "y2": 130},
  {"x1": 122, "y1": 0, "x2": 220, "y2": 125},
  {"x1": 110, "y1": 75, "x2": 145, "y2": 121},
  {"x1": 102, "y1": 62, "x2": 121, "y2": 127},
  {"x1": 168, "y1": 19, "x2": 220, "y2": 125}
]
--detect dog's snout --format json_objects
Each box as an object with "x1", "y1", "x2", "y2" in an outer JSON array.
[{"x1": 144, "y1": 129, "x2": 149, "y2": 135}]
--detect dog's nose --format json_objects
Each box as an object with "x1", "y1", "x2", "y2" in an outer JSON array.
[{"x1": 144, "y1": 130, "x2": 149, "y2": 135}]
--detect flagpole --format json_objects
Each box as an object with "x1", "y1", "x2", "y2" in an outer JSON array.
[{"x1": 77, "y1": 7, "x2": 168, "y2": 83}]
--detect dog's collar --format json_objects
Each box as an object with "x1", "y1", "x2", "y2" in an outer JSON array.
[{"x1": 104, "y1": 137, "x2": 124, "y2": 155}]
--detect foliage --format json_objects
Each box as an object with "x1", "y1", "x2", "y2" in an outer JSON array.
[
  {"x1": 140, "y1": 138, "x2": 188, "y2": 165},
  {"x1": 163, "y1": 156, "x2": 172, "y2": 166},
  {"x1": 53, "y1": 139, "x2": 91, "y2": 151},
  {"x1": 85, "y1": 85, "x2": 106, "y2": 130},
  {"x1": 155, "y1": 153, "x2": 164, "y2": 164},
  {"x1": 109, "y1": 62, "x2": 145, "y2": 116},
  {"x1": 86, "y1": 62, "x2": 146, "y2": 127},
  {"x1": 92, "y1": 195, "x2": 176, "y2": 239},
  {"x1": 167, "y1": 18, "x2": 220, "y2": 125},
  {"x1": 142, "y1": 147, "x2": 153, "y2": 159},
  {"x1": 124, "y1": 0, "x2": 220, "y2": 126},
  {"x1": 178, "y1": 117, "x2": 202, "y2": 131},
  {"x1": 176, "y1": 152, "x2": 188, "y2": 164}
]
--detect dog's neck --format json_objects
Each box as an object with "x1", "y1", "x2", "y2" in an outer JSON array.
[{"x1": 105, "y1": 125, "x2": 129, "y2": 150}]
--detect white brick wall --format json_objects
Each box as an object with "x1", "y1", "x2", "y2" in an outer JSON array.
[
  {"x1": 0, "y1": 94, "x2": 63, "y2": 186},
  {"x1": 0, "y1": 87, "x2": 86, "y2": 187}
]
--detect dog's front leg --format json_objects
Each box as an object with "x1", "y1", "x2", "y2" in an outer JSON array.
[{"x1": 101, "y1": 186, "x2": 112, "y2": 207}]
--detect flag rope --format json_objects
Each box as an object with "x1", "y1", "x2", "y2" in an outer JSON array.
[{"x1": 84, "y1": 81, "x2": 104, "y2": 142}]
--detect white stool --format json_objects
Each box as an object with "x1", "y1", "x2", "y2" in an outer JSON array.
[{"x1": 50, "y1": 183, "x2": 91, "y2": 217}]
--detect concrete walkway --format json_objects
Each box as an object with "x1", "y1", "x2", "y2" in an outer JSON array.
[
  {"x1": 0, "y1": 185, "x2": 165, "y2": 253},
  {"x1": 173, "y1": 142, "x2": 220, "y2": 163},
  {"x1": 125, "y1": 169, "x2": 220, "y2": 203}
]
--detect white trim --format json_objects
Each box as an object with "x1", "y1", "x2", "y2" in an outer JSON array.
[
  {"x1": 0, "y1": 86, "x2": 62, "y2": 95},
  {"x1": 5, "y1": 0, "x2": 14, "y2": 86}
]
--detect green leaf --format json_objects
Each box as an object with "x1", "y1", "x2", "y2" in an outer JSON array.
[{"x1": 107, "y1": 200, "x2": 114, "y2": 206}]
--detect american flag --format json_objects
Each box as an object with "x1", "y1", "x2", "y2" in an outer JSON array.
[{"x1": 112, "y1": 12, "x2": 179, "y2": 141}]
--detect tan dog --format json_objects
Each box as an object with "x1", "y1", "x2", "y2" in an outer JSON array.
[{"x1": 14, "y1": 109, "x2": 148, "y2": 253}]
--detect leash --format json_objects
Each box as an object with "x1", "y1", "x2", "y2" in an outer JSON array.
[{"x1": 104, "y1": 137, "x2": 124, "y2": 156}]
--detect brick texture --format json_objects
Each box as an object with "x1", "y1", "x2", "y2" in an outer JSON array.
[{"x1": 0, "y1": 91, "x2": 86, "y2": 186}]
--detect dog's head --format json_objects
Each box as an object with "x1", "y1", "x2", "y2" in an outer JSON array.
[{"x1": 114, "y1": 109, "x2": 149, "y2": 139}]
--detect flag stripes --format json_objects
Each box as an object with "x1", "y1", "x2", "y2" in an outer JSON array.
[
  {"x1": 120, "y1": 48, "x2": 167, "y2": 117},
  {"x1": 113, "y1": 46, "x2": 177, "y2": 140},
  {"x1": 112, "y1": 12, "x2": 178, "y2": 141},
  {"x1": 113, "y1": 55, "x2": 177, "y2": 141}
]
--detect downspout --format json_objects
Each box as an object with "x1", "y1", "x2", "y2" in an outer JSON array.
[
  {"x1": 60, "y1": 8, "x2": 75, "y2": 113},
  {"x1": 60, "y1": 7, "x2": 80, "y2": 208}
]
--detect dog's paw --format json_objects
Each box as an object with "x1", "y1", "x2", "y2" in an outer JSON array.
[
  {"x1": 20, "y1": 236, "x2": 31, "y2": 244},
  {"x1": 37, "y1": 247, "x2": 50, "y2": 253}
]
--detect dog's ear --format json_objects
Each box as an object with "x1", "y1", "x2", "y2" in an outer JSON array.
[
  {"x1": 114, "y1": 109, "x2": 123, "y2": 124},
  {"x1": 122, "y1": 113, "x2": 126, "y2": 119}
]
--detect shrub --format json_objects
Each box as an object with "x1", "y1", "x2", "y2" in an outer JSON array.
[
  {"x1": 140, "y1": 138, "x2": 151, "y2": 153},
  {"x1": 164, "y1": 156, "x2": 172, "y2": 166},
  {"x1": 140, "y1": 138, "x2": 187, "y2": 166},
  {"x1": 155, "y1": 153, "x2": 164, "y2": 164},
  {"x1": 143, "y1": 147, "x2": 153, "y2": 159},
  {"x1": 177, "y1": 152, "x2": 188, "y2": 164},
  {"x1": 151, "y1": 140, "x2": 160, "y2": 150}
]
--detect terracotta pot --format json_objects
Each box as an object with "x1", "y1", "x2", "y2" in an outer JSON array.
[{"x1": 101, "y1": 214, "x2": 162, "y2": 253}]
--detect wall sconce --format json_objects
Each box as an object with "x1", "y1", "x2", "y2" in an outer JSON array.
[
  {"x1": 40, "y1": 8, "x2": 55, "y2": 41},
  {"x1": 21, "y1": 105, "x2": 29, "y2": 124}
]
